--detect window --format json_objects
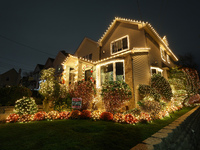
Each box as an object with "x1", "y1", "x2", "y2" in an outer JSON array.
[
  {"x1": 167, "y1": 55, "x2": 170, "y2": 64},
  {"x1": 85, "y1": 70, "x2": 92, "y2": 81},
  {"x1": 160, "y1": 47, "x2": 166, "y2": 62},
  {"x1": 83, "y1": 53, "x2": 92, "y2": 60},
  {"x1": 100, "y1": 61, "x2": 124, "y2": 85},
  {"x1": 151, "y1": 67, "x2": 163, "y2": 75},
  {"x1": 111, "y1": 35, "x2": 129, "y2": 55}
]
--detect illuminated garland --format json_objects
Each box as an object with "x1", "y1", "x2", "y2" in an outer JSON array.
[
  {"x1": 113, "y1": 113, "x2": 125, "y2": 123},
  {"x1": 91, "y1": 110, "x2": 102, "y2": 121},
  {"x1": 125, "y1": 114, "x2": 138, "y2": 124},
  {"x1": 82, "y1": 65, "x2": 93, "y2": 81}
]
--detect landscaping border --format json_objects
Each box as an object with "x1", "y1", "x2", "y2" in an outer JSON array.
[{"x1": 130, "y1": 106, "x2": 200, "y2": 150}]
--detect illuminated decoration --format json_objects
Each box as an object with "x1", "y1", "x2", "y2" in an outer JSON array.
[
  {"x1": 46, "y1": 111, "x2": 60, "y2": 121},
  {"x1": 167, "y1": 54, "x2": 170, "y2": 64},
  {"x1": 125, "y1": 114, "x2": 138, "y2": 124},
  {"x1": 14, "y1": 97, "x2": 38, "y2": 115},
  {"x1": 33, "y1": 112, "x2": 47, "y2": 121},
  {"x1": 82, "y1": 65, "x2": 93, "y2": 81},
  {"x1": 139, "y1": 112, "x2": 151, "y2": 122},
  {"x1": 98, "y1": 17, "x2": 178, "y2": 61},
  {"x1": 59, "y1": 111, "x2": 70, "y2": 120},
  {"x1": 6, "y1": 113, "x2": 19, "y2": 123},
  {"x1": 150, "y1": 66, "x2": 163, "y2": 75},
  {"x1": 91, "y1": 110, "x2": 103, "y2": 121},
  {"x1": 110, "y1": 35, "x2": 130, "y2": 55},
  {"x1": 18, "y1": 114, "x2": 33, "y2": 123},
  {"x1": 113, "y1": 113, "x2": 125, "y2": 123}
]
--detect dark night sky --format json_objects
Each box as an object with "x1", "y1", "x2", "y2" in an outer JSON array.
[{"x1": 0, "y1": 0, "x2": 200, "y2": 75}]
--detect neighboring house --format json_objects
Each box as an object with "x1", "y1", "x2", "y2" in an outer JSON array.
[
  {"x1": 53, "y1": 50, "x2": 69, "y2": 83},
  {"x1": 33, "y1": 64, "x2": 44, "y2": 89},
  {"x1": 44, "y1": 57, "x2": 55, "y2": 69},
  {"x1": 0, "y1": 68, "x2": 21, "y2": 88},
  {"x1": 62, "y1": 17, "x2": 178, "y2": 109}
]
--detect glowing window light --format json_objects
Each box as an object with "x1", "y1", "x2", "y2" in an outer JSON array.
[
  {"x1": 160, "y1": 47, "x2": 166, "y2": 62},
  {"x1": 167, "y1": 55, "x2": 170, "y2": 64},
  {"x1": 150, "y1": 66, "x2": 163, "y2": 76}
]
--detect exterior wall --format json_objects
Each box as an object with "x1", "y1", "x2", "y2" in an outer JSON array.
[
  {"x1": 100, "y1": 22, "x2": 146, "y2": 59},
  {"x1": 74, "y1": 38, "x2": 99, "y2": 61},
  {"x1": 53, "y1": 51, "x2": 67, "y2": 73},
  {"x1": 0, "y1": 69, "x2": 21, "y2": 87},
  {"x1": 132, "y1": 53, "x2": 150, "y2": 107}
]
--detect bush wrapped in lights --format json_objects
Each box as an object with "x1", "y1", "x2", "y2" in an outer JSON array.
[
  {"x1": 46, "y1": 111, "x2": 60, "y2": 120},
  {"x1": 59, "y1": 111, "x2": 70, "y2": 120},
  {"x1": 113, "y1": 113, "x2": 125, "y2": 123},
  {"x1": 80, "y1": 110, "x2": 91, "y2": 119},
  {"x1": 124, "y1": 114, "x2": 138, "y2": 124},
  {"x1": 6, "y1": 113, "x2": 19, "y2": 123},
  {"x1": 91, "y1": 110, "x2": 103, "y2": 121},
  {"x1": 69, "y1": 110, "x2": 81, "y2": 119},
  {"x1": 18, "y1": 114, "x2": 33, "y2": 123},
  {"x1": 69, "y1": 81, "x2": 96, "y2": 110},
  {"x1": 100, "y1": 112, "x2": 113, "y2": 121},
  {"x1": 33, "y1": 111, "x2": 47, "y2": 121},
  {"x1": 139, "y1": 112, "x2": 151, "y2": 123},
  {"x1": 188, "y1": 94, "x2": 200, "y2": 105},
  {"x1": 101, "y1": 81, "x2": 132, "y2": 113},
  {"x1": 14, "y1": 97, "x2": 38, "y2": 115}
]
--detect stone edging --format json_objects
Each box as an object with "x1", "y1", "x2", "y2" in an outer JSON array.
[{"x1": 130, "y1": 106, "x2": 199, "y2": 150}]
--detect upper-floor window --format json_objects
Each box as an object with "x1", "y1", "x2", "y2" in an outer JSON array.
[
  {"x1": 83, "y1": 53, "x2": 92, "y2": 60},
  {"x1": 160, "y1": 47, "x2": 166, "y2": 62},
  {"x1": 167, "y1": 55, "x2": 170, "y2": 64},
  {"x1": 111, "y1": 35, "x2": 129, "y2": 55}
]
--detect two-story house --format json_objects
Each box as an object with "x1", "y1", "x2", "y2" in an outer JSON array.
[{"x1": 62, "y1": 17, "x2": 178, "y2": 109}]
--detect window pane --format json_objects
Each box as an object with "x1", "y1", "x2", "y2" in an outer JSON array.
[
  {"x1": 85, "y1": 70, "x2": 91, "y2": 81},
  {"x1": 122, "y1": 38, "x2": 128, "y2": 49},
  {"x1": 101, "y1": 64, "x2": 113, "y2": 85},
  {"x1": 116, "y1": 62, "x2": 124, "y2": 81},
  {"x1": 152, "y1": 69, "x2": 156, "y2": 74}
]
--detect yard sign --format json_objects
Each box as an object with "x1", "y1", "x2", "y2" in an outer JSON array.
[{"x1": 72, "y1": 98, "x2": 82, "y2": 109}]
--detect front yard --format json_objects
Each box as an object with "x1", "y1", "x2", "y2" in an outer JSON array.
[{"x1": 0, "y1": 107, "x2": 193, "y2": 150}]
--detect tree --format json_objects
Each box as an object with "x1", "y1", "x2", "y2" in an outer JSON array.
[{"x1": 39, "y1": 68, "x2": 60, "y2": 112}]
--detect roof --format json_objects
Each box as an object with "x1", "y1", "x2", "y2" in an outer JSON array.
[
  {"x1": 0, "y1": 68, "x2": 18, "y2": 76},
  {"x1": 98, "y1": 17, "x2": 178, "y2": 61}
]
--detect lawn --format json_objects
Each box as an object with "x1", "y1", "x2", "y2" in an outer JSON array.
[{"x1": 0, "y1": 107, "x2": 194, "y2": 150}]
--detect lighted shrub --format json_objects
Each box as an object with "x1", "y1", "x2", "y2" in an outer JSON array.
[
  {"x1": 18, "y1": 114, "x2": 33, "y2": 123},
  {"x1": 14, "y1": 97, "x2": 38, "y2": 115},
  {"x1": 188, "y1": 94, "x2": 200, "y2": 105},
  {"x1": 80, "y1": 110, "x2": 91, "y2": 119},
  {"x1": 69, "y1": 81, "x2": 95, "y2": 110},
  {"x1": 69, "y1": 110, "x2": 81, "y2": 119},
  {"x1": 138, "y1": 85, "x2": 161, "y2": 101},
  {"x1": 101, "y1": 81, "x2": 132, "y2": 113},
  {"x1": 151, "y1": 74, "x2": 173, "y2": 101},
  {"x1": 113, "y1": 113, "x2": 125, "y2": 123},
  {"x1": 139, "y1": 112, "x2": 151, "y2": 123},
  {"x1": 6, "y1": 113, "x2": 19, "y2": 123},
  {"x1": 46, "y1": 111, "x2": 60, "y2": 120},
  {"x1": 59, "y1": 111, "x2": 70, "y2": 119},
  {"x1": 124, "y1": 114, "x2": 138, "y2": 124},
  {"x1": 91, "y1": 110, "x2": 102, "y2": 121},
  {"x1": 100, "y1": 112, "x2": 113, "y2": 121},
  {"x1": 33, "y1": 111, "x2": 47, "y2": 121}
]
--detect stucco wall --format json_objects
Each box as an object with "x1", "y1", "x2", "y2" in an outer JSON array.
[{"x1": 100, "y1": 22, "x2": 146, "y2": 59}]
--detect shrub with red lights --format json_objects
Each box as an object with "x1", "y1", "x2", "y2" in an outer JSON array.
[
  {"x1": 69, "y1": 81, "x2": 96, "y2": 110},
  {"x1": 69, "y1": 110, "x2": 81, "y2": 119},
  {"x1": 46, "y1": 111, "x2": 60, "y2": 120},
  {"x1": 100, "y1": 112, "x2": 113, "y2": 121},
  {"x1": 6, "y1": 113, "x2": 19, "y2": 123},
  {"x1": 18, "y1": 114, "x2": 33, "y2": 123},
  {"x1": 188, "y1": 94, "x2": 200, "y2": 105},
  {"x1": 139, "y1": 112, "x2": 151, "y2": 122},
  {"x1": 80, "y1": 110, "x2": 91, "y2": 119},
  {"x1": 59, "y1": 111, "x2": 70, "y2": 119},
  {"x1": 113, "y1": 113, "x2": 125, "y2": 123},
  {"x1": 33, "y1": 111, "x2": 47, "y2": 121},
  {"x1": 101, "y1": 81, "x2": 132, "y2": 113},
  {"x1": 124, "y1": 114, "x2": 138, "y2": 124}
]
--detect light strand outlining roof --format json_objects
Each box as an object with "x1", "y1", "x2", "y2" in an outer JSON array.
[{"x1": 98, "y1": 17, "x2": 178, "y2": 61}]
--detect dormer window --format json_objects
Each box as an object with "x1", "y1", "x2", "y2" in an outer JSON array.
[
  {"x1": 111, "y1": 35, "x2": 129, "y2": 55},
  {"x1": 160, "y1": 47, "x2": 166, "y2": 62}
]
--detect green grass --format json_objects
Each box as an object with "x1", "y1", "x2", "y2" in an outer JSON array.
[{"x1": 0, "y1": 107, "x2": 194, "y2": 150}]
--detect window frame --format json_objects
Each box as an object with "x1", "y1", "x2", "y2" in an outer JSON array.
[
  {"x1": 160, "y1": 47, "x2": 166, "y2": 62},
  {"x1": 110, "y1": 35, "x2": 129, "y2": 55},
  {"x1": 150, "y1": 67, "x2": 163, "y2": 76}
]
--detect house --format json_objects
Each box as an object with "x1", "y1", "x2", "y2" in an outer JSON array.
[
  {"x1": 62, "y1": 17, "x2": 178, "y2": 109},
  {"x1": 44, "y1": 57, "x2": 55, "y2": 69},
  {"x1": 32, "y1": 64, "x2": 44, "y2": 89},
  {"x1": 0, "y1": 68, "x2": 21, "y2": 88}
]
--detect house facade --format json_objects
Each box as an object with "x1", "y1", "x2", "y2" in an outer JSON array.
[{"x1": 62, "y1": 17, "x2": 178, "y2": 109}]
